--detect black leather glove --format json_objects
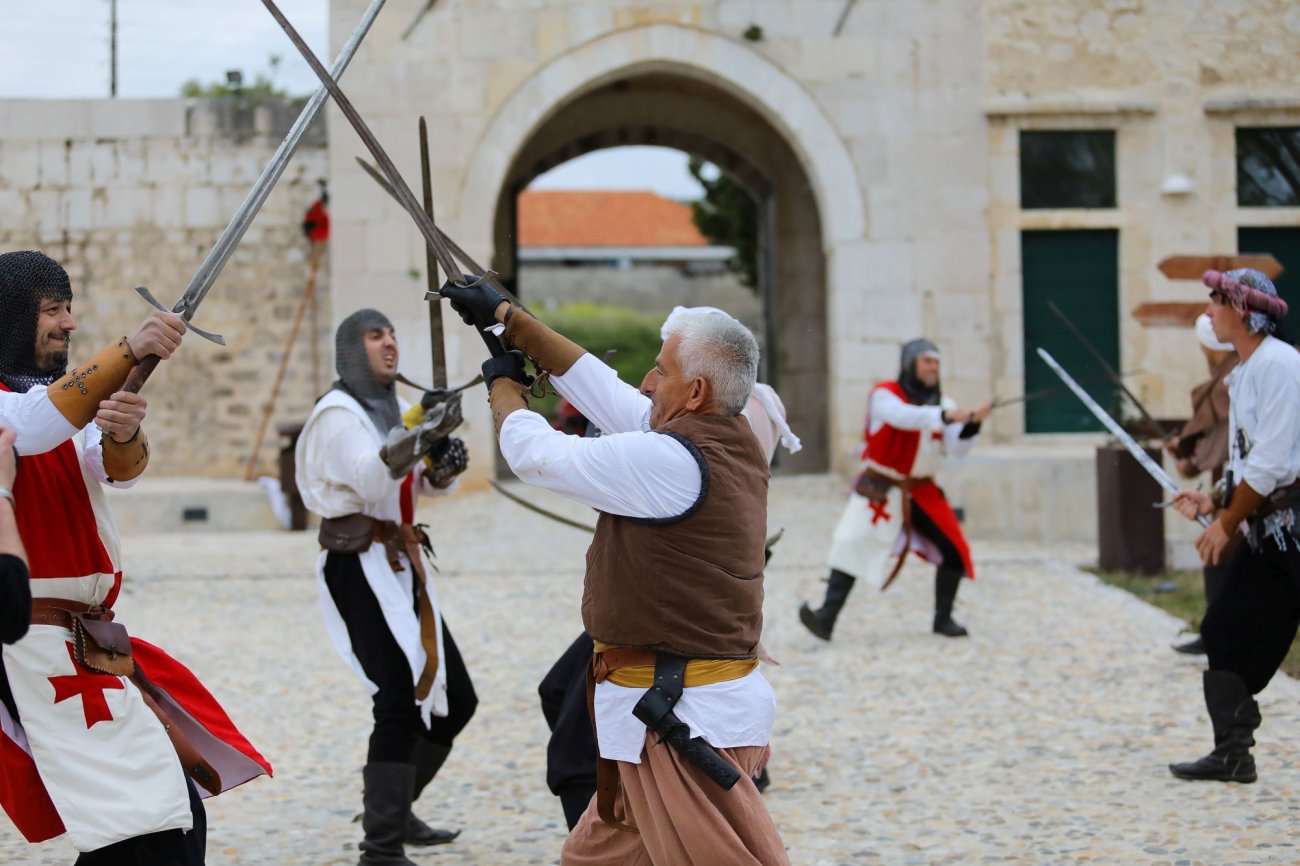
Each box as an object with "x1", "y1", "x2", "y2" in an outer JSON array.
[
  {"x1": 440, "y1": 277, "x2": 507, "y2": 330},
  {"x1": 482, "y1": 350, "x2": 532, "y2": 389}
]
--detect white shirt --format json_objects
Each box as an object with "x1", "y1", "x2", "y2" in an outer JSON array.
[
  {"x1": 1226, "y1": 336, "x2": 1300, "y2": 497},
  {"x1": 867, "y1": 387, "x2": 977, "y2": 478},
  {"x1": 498, "y1": 353, "x2": 776, "y2": 763},
  {"x1": 0, "y1": 385, "x2": 139, "y2": 489}
]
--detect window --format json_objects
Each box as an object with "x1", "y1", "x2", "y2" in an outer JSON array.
[
  {"x1": 1237, "y1": 128, "x2": 1300, "y2": 207},
  {"x1": 1019, "y1": 131, "x2": 1116, "y2": 209}
]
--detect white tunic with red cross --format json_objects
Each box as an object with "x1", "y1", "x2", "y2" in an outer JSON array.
[
  {"x1": 827, "y1": 380, "x2": 977, "y2": 589},
  {"x1": 0, "y1": 384, "x2": 270, "y2": 852}
]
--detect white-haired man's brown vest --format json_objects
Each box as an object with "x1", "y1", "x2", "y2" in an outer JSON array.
[{"x1": 582, "y1": 413, "x2": 768, "y2": 658}]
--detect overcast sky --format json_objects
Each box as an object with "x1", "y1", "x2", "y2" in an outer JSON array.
[{"x1": 2, "y1": 0, "x2": 703, "y2": 198}]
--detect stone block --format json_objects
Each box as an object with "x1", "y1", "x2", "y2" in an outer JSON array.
[
  {"x1": 535, "y1": 8, "x2": 570, "y2": 59},
  {"x1": 461, "y1": 10, "x2": 534, "y2": 62},
  {"x1": 0, "y1": 142, "x2": 42, "y2": 189},
  {"x1": 13, "y1": 101, "x2": 92, "y2": 141},
  {"x1": 184, "y1": 187, "x2": 222, "y2": 228},
  {"x1": 38, "y1": 140, "x2": 71, "y2": 188},
  {"x1": 89, "y1": 99, "x2": 187, "y2": 140}
]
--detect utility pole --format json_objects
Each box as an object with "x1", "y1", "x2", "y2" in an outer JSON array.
[{"x1": 109, "y1": 0, "x2": 118, "y2": 97}]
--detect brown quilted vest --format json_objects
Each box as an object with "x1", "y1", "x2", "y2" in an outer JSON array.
[{"x1": 582, "y1": 412, "x2": 769, "y2": 658}]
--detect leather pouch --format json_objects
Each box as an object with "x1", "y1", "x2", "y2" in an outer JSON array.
[
  {"x1": 71, "y1": 612, "x2": 134, "y2": 677},
  {"x1": 853, "y1": 471, "x2": 892, "y2": 502},
  {"x1": 319, "y1": 513, "x2": 376, "y2": 553}
]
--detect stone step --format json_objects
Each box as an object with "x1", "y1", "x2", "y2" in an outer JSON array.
[{"x1": 105, "y1": 476, "x2": 286, "y2": 535}]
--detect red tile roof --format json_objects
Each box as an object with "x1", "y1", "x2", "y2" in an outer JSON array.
[{"x1": 518, "y1": 190, "x2": 708, "y2": 248}]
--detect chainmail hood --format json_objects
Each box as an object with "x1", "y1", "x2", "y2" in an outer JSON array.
[
  {"x1": 330, "y1": 308, "x2": 401, "y2": 434},
  {"x1": 0, "y1": 250, "x2": 73, "y2": 393},
  {"x1": 898, "y1": 338, "x2": 941, "y2": 405}
]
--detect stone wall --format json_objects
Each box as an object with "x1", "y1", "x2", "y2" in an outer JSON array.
[{"x1": 0, "y1": 98, "x2": 329, "y2": 477}]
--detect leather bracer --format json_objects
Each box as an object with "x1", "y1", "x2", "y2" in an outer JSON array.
[
  {"x1": 102, "y1": 428, "x2": 150, "y2": 483},
  {"x1": 488, "y1": 378, "x2": 529, "y2": 435},
  {"x1": 502, "y1": 307, "x2": 585, "y2": 376},
  {"x1": 48, "y1": 338, "x2": 138, "y2": 428}
]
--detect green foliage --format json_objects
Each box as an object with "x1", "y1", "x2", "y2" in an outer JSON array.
[
  {"x1": 180, "y1": 55, "x2": 292, "y2": 101},
  {"x1": 530, "y1": 303, "x2": 663, "y2": 420},
  {"x1": 688, "y1": 158, "x2": 759, "y2": 290}
]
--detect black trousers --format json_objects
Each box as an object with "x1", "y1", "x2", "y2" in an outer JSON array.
[
  {"x1": 74, "y1": 776, "x2": 205, "y2": 866},
  {"x1": 908, "y1": 502, "x2": 965, "y2": 573},
  {"x1": 324, "y1": 552, "x2": 478, "y2": 764},
  {"x1": 1202, "y1": 529, "x2": 1300, "y2": 695}
]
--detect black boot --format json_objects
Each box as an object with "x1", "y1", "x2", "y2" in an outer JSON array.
[
  {"x1": 359, "y1": 763, "x2": 419, "y2": 865},
  {"x1": 933, "y1": 567, "x2": 968, "y2": 637},
  {"x1": 799, "y1": 570, "x2": 856, "y2": 641},
  {"x1": 1172, "y1": 635, "x2": 1207, "y2": 655},
  {"x1": 1170, "y1": 670, "x2": 1260, "y2": 783},
  {"x1": 407, "y1": 741, "x2": 460, "y2": 846}
]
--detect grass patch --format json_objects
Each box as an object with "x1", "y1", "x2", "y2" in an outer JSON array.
[{"x1": 1093, "y1": 568, "x2": 1300, "y2": 679}]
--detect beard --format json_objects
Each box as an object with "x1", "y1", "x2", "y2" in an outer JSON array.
[{"x1": 33, "y1": 333, "x2": 70, "y2": 373}]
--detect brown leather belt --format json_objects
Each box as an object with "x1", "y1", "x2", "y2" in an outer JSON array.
[
  {"x1": 29, "y1": 598, "x2": 107, "y2": 628},
  {"x1": 860, "y1": 470, "x2": 933, "y2": 591},
  {"x1": 1257, "y1": 481, "x2": 1300, "y2": 521}
]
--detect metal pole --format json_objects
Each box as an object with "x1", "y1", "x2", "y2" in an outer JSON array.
[{"x1": 109, "y1": 0, "x2": 118, "y2": 98}]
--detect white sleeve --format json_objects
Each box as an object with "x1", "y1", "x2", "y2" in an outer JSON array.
[
  {"x1": 870, "y1": 388, "x2": 945, "y2": 433},
  {"x1": 0, "y1": 386, "x2": 79, "y2": 455},
  {"x1": 499, "y1": 409, "x2": 702, "y2": 519},
  {"x1": 1240, "y1": 361, "x2": 1300, "y2": 497},
  {"x1": 943, "y1": 422, "x2": 977, "y2": 459},
  {"x1": 81, "y1": 424, "x2": 142, "y2": 489},
  {"x1": 305, "y1": 408, "x2": 395, "y2": 505},
  {"x1": 548, "y1": 354, "x2": 652, "y2": 435}
]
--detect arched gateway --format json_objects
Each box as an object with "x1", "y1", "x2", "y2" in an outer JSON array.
[{"x1": 456, "y1": 24, "x2": 867, "y2": 474}]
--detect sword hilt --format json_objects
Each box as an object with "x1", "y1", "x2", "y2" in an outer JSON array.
[{"x1": 136, "y1": 286, "x2": 227, "y2": 345}]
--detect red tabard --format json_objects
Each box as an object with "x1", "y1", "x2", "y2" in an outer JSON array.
[{"x1": 859, "y1": 380, "x2": 975, "y2": 580}]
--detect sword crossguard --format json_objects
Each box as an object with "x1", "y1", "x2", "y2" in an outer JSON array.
[{"x1": 135, "y1": 286, "x2": 227, "y2": 346}]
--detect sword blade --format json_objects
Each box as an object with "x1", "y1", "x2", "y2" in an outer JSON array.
[
  {"x1": 353, "y1": 156, "x2": 528, "y2": 312},
  {"x1": 1046, "y1": 301, "x2": 1169, "y2": 439},
  {"x1": 173, "y1": 0, "x2": 388, "y2": 321},
  {"x1": 1036, "y1": 347, "x2": 1209, "y2": 527},
  {"x1": 262, "y1": 0, "x2": 466, "y2": 286},
  {"x1": 489, "y1": 480, "x2": 596, "y2": 534},
  {"x1": 419, "y1": 117, "x2": 448, "y2": 388}
]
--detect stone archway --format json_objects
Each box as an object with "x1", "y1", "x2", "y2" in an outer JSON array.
[{"x1": 456, "y1": 25, "x2": 866, "y2": 473}]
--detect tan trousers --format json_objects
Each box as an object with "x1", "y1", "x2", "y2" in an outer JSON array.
[{"x1": 560, "y1": 733, "x2": 789, "y2": 866}]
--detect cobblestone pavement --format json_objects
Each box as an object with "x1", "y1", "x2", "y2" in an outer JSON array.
[{"x1": 3, "y1": 475, "x2": 1298, "y2": 865}]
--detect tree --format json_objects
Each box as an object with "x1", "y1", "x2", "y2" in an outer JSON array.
[
  {"x1": 180, "y1": 55, "x2": 291, "y2": 101},
  {"x1": 688, "y1": 158, "x2": 759, "y2": 290}
]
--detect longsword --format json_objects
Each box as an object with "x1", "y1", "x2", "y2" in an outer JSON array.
[
  {"x1": 123, "y1": 0, "x2": 389, "y2": 393},
  {"x1": 264, "y1": 0, "x2": 534, "y2": 366},
  {"x1": 1036, "y1": 347, "x2": 1209, "y2": 527},
  {"x1": 1046, "y1": 301, "x2": 1169, "y2": 439}
]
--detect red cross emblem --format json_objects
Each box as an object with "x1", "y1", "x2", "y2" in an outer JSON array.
[
  {"x1": 49, "y1": 642, "x2": 124, "y2": 729},
  {"x1": 869, "y1": 499, "x2": 892, "y2": 525}
]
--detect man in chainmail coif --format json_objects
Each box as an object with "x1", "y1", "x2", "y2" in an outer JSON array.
[
  {"x1": 296, "y1": 309, "x2": 476, "y2": 866},
  {"x1": 0, "y1": 250, "x2": 273, "y2": 864},
  {"x1": 800, "y1": 338, "x2": 990, "y2": 640}
]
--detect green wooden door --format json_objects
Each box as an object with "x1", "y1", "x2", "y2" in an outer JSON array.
[
  {"x1": 1239, "y1": 227, "x2": 1300, "y2": 335},
  {"x1": 1022, "y1": 230, "x2": 1120, "y2": 433}
]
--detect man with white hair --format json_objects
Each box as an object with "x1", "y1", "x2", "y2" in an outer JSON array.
[
  {"x1": 441, "y1": 283, "x2": 788, "y2": 865},
  {"x1": 1170, "y1": 268, "x2": 1298, "y2": 784}
]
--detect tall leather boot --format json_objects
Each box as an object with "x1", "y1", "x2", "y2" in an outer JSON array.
[
  {"x1": 407, "y1": 741, "x2": 460, "y2": 846},
  {"x1": 1170, "y1": 669, "x2": 1260, "y2": 783},
  {"x1": 799, "y1": 569, "x2": 856, "y2": 641},
  {"x1": 359, "y1": 763, "x2": 419, "y2": 865},
  {"x1": 933, "y1": 567, "x2": 969, "y2": 637}
]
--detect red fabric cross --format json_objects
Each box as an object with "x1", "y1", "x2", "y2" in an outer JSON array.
[
  {"x1": 869, "y1": 499, "x2": 891, "y2": 525},
  {"x1": 48, "y1": 642, "x2": 123, "y2": 729}
]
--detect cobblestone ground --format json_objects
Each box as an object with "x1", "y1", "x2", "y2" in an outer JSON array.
[{"x1": 3, "y1": 475, "x2": 1298, "y2": 865}]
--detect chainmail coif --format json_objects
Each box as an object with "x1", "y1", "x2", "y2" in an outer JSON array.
[
  {"x1": 0, "y1": 250, "x2": 73, "y2": 393},
  {"x1": 898, "y1": 337, "x2": 941, "y2": 406},
  {"x1": 331, "y1": 308, "x2": 402, "y2": 434}
]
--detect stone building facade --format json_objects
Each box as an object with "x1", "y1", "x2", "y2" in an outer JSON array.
[
  {"x1": 0, "y1": 98, "x2": 329, "y2": 476},
  {"x1": 324, "y1": 0, "x2": 1300, "y2": 482},
  {"x1": 2, "y1": 1, "x2": 1297, "y2": 494}
]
